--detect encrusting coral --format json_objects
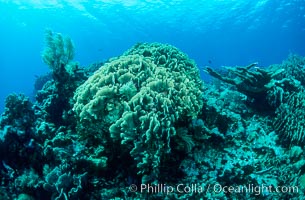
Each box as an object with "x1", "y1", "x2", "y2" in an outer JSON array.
[{"x1": 73, "y1": 42, "x2": 203, "y2": 182}]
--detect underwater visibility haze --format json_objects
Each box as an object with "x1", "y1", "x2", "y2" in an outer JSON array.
[{"x1": 0, "y1": 0, "x2": 305, "y2": 199}]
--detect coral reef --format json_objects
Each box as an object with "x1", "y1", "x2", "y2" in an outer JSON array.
[
  {"x1": 1, "y1": 31, "x2": 305, "y2": 199},
  {"x1": 42, "y1": 29, "x2": 74, "y2": 76},
  {"x1": 37, "y1": 30, "x2": 87, "y2": 126},
  {"x1": 270, "y1": 54, "x2": 305, "y2": 86},
  {"x1": 274, "y1": 90, "x2": 305, "y2": 145},
  {"x1": 205, "y1": 62, "x2": 301, "y2": 111},
  {"x1": 73, "y1": 43, "x2": 203, "y2": 183}
]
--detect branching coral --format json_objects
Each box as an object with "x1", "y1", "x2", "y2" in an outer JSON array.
[
  {"x1": 205, "y1": 62, "x2": 303, "y2": 111},
  {"x1": 270, "y1": 54, "x2": 305, "y2": 86},
  {"x1": 206, "y1": 62, "x2": 284, "y2": 100},
  {"x1": 73, "y1": 43, "x2": 203, "y2": 182},
  {"x1": 2, "y1": 32, "x2": 305, "y2": 198}
]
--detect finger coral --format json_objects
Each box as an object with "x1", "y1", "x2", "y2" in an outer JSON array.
[{"x1": 73, "y1": 43, "x2": 203, "y2": 182}]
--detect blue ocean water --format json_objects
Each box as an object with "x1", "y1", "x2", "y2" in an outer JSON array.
[{"x1": 0, "y1": 0, "x2": 304, "y2": 113}]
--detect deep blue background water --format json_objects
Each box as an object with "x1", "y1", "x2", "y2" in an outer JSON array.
[{"x1": 0, "y1": 0, "x2": 304, "y2": 113}]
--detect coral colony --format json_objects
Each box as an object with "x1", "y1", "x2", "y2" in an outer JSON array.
[{"x1": 0, "y1": 30, "x2": 305, "y2": 199}]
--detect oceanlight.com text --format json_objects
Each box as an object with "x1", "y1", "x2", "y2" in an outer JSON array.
[{"x1": 128, "y1": 183, "x2": 299, "y2": 196}]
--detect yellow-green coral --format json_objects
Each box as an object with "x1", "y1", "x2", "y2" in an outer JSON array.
[
  {"x1": 73, "y1": 43, "x2": 203, "y2": 182},
  {"x1": 42, "y1": 29, "x2": 75, "y2": 72}
]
